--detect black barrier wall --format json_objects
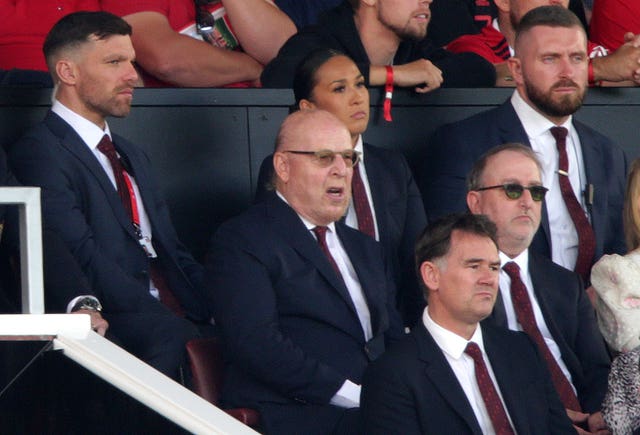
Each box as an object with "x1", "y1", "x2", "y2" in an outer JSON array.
[{"x1": 1, "y1": 87, "x2": 639, "y2": 259}]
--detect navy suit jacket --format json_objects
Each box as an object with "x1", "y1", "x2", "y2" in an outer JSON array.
[
  {"x1": 489, "y1": 251, "x2": 611, "y2": 413},
  {"x1": 206, "y1": 192, "x2": 403, "y2": 432},
  {"x1": 361, "y1": 321, "x2": 575, "y2": 434},
  {"x1": 255, "y1": 143, "x2": 428, "y2": 327},
  {"x1": 8, "y1": 111, "x2": 210, "y2": 321},
  {"x1": 420, "y1": 100, "x2": 628, "y2": 262}
]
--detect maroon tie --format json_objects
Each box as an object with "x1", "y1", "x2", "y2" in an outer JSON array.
[
  {"x1": 351, "y1": 163, "x2": 375, "y2": 238},
  {"x1": 312, "y1": 226, "x2": 343, "y2": 279},
  {"x1": 97, "y1": 135, "x2": 183, "y2": 316},
  {"x1": 549, "y1": 126, "x2": 596, "y2": 281},
  {"x1": 503, "y1": 261, "x2": 581, "y2": 411},
  {"x1": 464, "y1": 342, "x2": 515, "y2": 435},
  {"x1": 97, "y1": 134, "x2": 133, "y2": 220}
]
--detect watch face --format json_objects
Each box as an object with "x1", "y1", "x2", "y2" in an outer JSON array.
[{"x1": 73, "y1": 297, "x2": 102, "y2": 312}]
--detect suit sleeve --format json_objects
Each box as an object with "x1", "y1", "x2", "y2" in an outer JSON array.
[
  {"x1": 360, "y1": 352, "x2": 422, "y2": 435},
  {"x1": 427, "y1": 47, "x2": 496, "y2": 87},
  {"x1": 206, "y1": 225, "x2": 347, "y2": 404},
  {"x1": 420, "y1": 125, "x2": 476, "y2": 220}
]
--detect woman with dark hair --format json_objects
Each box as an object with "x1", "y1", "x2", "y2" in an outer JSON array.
[{"x1": 256, "y1": 49, "x2": 428, "y2": 327}]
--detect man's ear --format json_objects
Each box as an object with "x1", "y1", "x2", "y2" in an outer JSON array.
[
  {"x1": 507, "y1": 57, "x2": 524, "y2": 87},
  {"x1": 420, "y1": 261, "x2": 440, "y2": 293},
  {"x1": 273, "y1": 152, "x2": 289, "y2": 183},
  {"x1": 56, "y1": 60, "x2": 78, "y2": 86},
  {"x1": 467, "y1": 191, "x2": 482, "y2": 214}
]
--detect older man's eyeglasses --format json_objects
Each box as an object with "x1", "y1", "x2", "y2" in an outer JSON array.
[
  {"x1": 474, "y1": 183, "x2": 549, "y2": 202},
  {"x1": 283, "y1": 150, "x2": 361, "y2": 168}
]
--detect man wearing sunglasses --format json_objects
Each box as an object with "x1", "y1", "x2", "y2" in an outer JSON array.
[
  {"x1": 206, "y1": 109, "x2": 403, "y2": 435},
  {"x1": 422, "y1": 6, "x2": 627, "y2": 281},
  {"x1": 466, "y1": 143, "x2": 611, "y2": 435}
]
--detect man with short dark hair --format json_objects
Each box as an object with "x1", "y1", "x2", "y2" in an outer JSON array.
[
  {"x1": 261, "y1": 0, "x2": 496, "y2": 89},
  {"x1": 360, "y1": 212, "x2": 575, "y2": 434},
  {"x1": 207, "y1": 109, "x2": 403, "y2": 434},
  {"x1": 466, "y1": 143, "x2": 611, "y2": 434},
  {"x1": 9, "y1": 11, "x2": 212, "y2": 379},
  {"x1": 421, "y1": 6, "x2": 627, "y2": 278}
]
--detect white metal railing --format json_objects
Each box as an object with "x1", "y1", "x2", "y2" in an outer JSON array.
[{"x1": 0, "y1": 187, "x2": 258, "y2": 434}]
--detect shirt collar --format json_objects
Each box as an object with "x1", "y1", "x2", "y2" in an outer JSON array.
[
  {"x1": 275, "y1": 190, "x2": 337, "y2": 233},
  {"x1": 499, "y1": 249, "x2": 529, "y2": 277},
  {"x1": 423, "y1": 306, "x2": 486, "y2": 359},
  {"x1": 510, "y1": 91, "x2": 573, "y2": 140},
  {"x1": 354, "y1": 134, "x2": 365, "y2": 164},
  {"x1": 52, "y1": 99, "x2": 112, "y2": 150}
]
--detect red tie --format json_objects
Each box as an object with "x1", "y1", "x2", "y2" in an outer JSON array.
[
  {"x1": 97, "y1": 135, "x2": 133, "y2": 220},
  {"x1": 464, "y1": 342, "x2": 514, "y2": 435},
  {"x1": 351, "y1": 163, "x2": 375, "y2": 238},
  {"x1": 549, "y1": 127, "x2": 596, "y2": 281},
  {"x1": 312, "y1": 226, "x2": 343, "y2": 279},
  {"x1": 97, "y1": 135, "x2": 183, "y2": 316},
  {"x1": 502, "y1": 261, "x2": 581, "y2": 411}
]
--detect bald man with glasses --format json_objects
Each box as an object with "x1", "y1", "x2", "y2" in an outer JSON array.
[
  {"x1": 466, "y1": 143, "x2": 611, "y2": 435},
  {"x1": 205, "y1": 109, "x2": 403, "y2": 435}
]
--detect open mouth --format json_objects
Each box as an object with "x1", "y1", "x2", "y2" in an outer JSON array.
[{"x1": 326, "y1": 187, "x2": 345, "y2": 200}]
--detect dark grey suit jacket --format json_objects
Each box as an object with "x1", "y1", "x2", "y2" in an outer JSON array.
[
  {"x1": 489, "y1": 251, "x2": 611, "y2": 413},
  {"x1": 361, "y1": 321, "x2": 575, "y2": 434},
  {"x1": 256, "y1": 142, "x2": 428, "y2": 327},
  {"x1": 420, "y1": 99, "x2": 628, "y2": 262},
  {"x1": 206, "y1": 192, "x2": 403, "y2": 434}
]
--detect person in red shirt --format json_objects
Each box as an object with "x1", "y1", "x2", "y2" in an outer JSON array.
[
  {"x1": 101, "y1": 0, "x2": 295, "y2": 87},
  {"x1": 590, "y1": 0, "x2": 640, "y2": 52}
]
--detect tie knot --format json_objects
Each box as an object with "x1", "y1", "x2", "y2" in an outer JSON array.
[
  {"x1": 550, "y1": 126, "x2": 568, "y2": 148},
  {"x1": 502, "y1": 261, "x2": 520, "y2": 279},
  {"x1": 313, "y1": 226, "x2": 328, "y2": 241},
  {"x1": 465, "y1": 342, "x2": 483, "y2": 361},
  {"x1": 97, "y1": 134, "x2": 117, "y2": 157}
]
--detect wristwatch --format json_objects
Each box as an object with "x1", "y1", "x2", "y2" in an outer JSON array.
[{"x1": 70, "y1": 296, "x2": 103, "y2": 313}]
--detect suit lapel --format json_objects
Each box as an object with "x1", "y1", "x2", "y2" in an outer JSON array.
[
  {"x1": 361, "y1": 144, "x2": 386, "y2": 243},
  {"x1": 483, "y1": 326, "x2": 529, "y2": 433},
  {"x1": 45, "y1": 112, "x2": 138, "y2": 240},
  {"x1": 267, "y1": 195, "x2": 361, "y2": 322},
  {"x1": 415, "y1": 326, "x2": 483, "y2": 434},
  {"x1": 574, "y1": 121, "x2": 605, "y2": 257}
]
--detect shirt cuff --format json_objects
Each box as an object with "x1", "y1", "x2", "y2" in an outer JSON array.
[{"x1": 329, "y1": 379, "x2": 361, "y2": 408}]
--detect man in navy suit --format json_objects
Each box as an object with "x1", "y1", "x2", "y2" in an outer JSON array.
[
  {"x1": 206, "y1": 109, "x2": 403, "y2": 434},
  {"x1": 360, "y1": 213, "x2": 575, "y2": 434},
  {"x1": 8, "y1": 12, "x2": 211, "y2": 380},
  {"x1": 466, "y1": 143, "x2": 610, "y2": 433},
  {"x1": 421, "y1": 6, "x2": 627, "y2": 275}
]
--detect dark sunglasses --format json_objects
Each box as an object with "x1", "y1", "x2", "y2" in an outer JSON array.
[
  {"x1": 474, "y1": 183, "x2": 548, "y2": 202},
  {"x1": 283, "y1": 149, "x2": 361, "y2": 168}
]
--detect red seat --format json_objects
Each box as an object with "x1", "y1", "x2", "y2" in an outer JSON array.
[{"x1": 185, "y1": 337, "x2": 260, "y2": 427}]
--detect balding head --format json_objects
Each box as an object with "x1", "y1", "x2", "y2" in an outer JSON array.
[{"x1": 273, "y1": 110, "x2": 355, "y2": 226}]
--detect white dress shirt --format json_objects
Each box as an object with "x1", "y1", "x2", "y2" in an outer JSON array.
[
  {"x1": 52, "y1": 100, "x2": 161, "y2": 300},
  {"x1": 511, "y1": 91, "x2": 589, "y2": 271},
  {"x1": 423, "y1": 307, "x2": 514, "y2": 434},
  {"x1": 276, "y1": 191, "x2": 374, "y2": 408},
  {"x1": 344, "y1": 135, "x2": 380, "y2": 240},
  {"x1": 499, "y1": 250, "x2": 576, "y2": 393}
]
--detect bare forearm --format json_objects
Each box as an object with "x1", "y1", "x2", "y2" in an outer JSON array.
[{"x1": 222, "y1": 0, "x2": 296, "y2": 65}]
